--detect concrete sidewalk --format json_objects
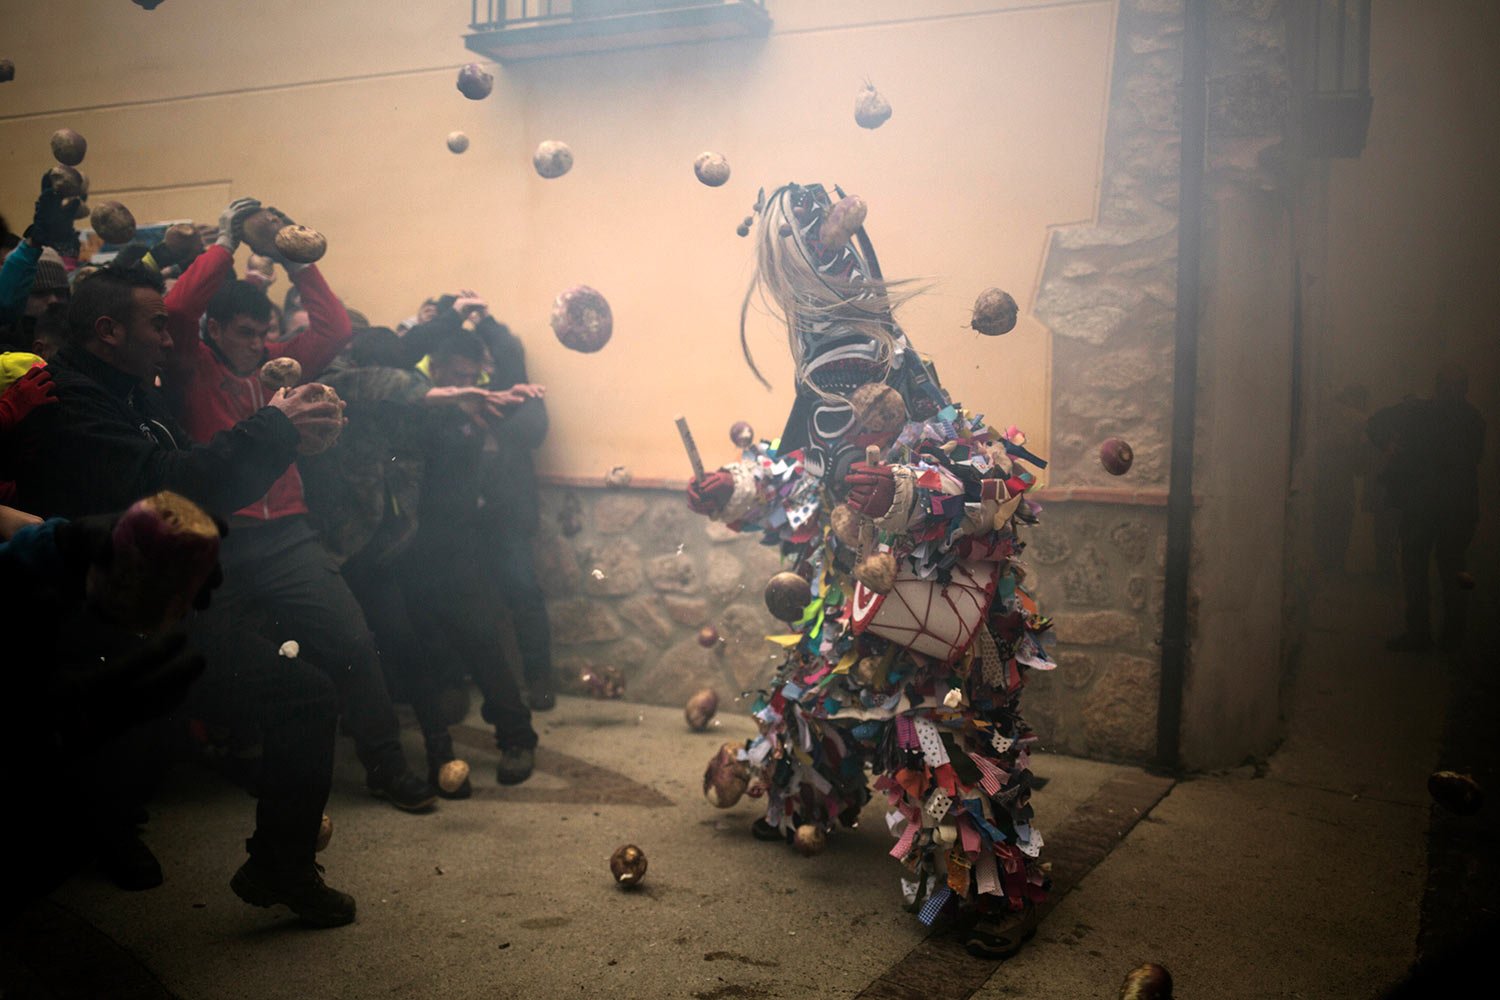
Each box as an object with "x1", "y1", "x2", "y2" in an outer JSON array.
[
  {"x1": 976, "y1": 575, "x2": 1444, "y2": 999},
  {"x1": 7, "y1": 574, "x2": 1445, "y2": 999}
]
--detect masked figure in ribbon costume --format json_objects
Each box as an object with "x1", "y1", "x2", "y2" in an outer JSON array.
[{"x1": 687, "y1": 183, "x2": 1054, "y2": 959}]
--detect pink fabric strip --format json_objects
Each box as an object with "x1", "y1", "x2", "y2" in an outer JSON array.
[
  {"x1": 889, "y1": 822, "x2": 919, "y2": 860},
  {"x1": 959, "y1": 816, "x2": 981, "y2": 857}
]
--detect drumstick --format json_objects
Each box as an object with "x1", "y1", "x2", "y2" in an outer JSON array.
[
  {"x1": 860, "y1": 445, "x2": 882, "y2": 556},
  {"x1": 675, "y1": 415, "x2": 706, "y2": 480}
]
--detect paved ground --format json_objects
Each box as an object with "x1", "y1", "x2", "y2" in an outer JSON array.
[{"x1": 2, "y1": 572, "x2": 1484, "y2": 999}]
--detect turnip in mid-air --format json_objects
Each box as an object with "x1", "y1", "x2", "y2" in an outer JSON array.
[
  {"x1": 550, "y1": 284, "x2": 612, "y2": 353},
  {"x1": 970, "y1": 287, "x2": 1018, "y2": 336},
  {"x1": 90, "y1": 201, "x2": 137, "y2": 245},
  {"x1": 693, "y1": 152, "x2": 731, "y2": 187},
  {"x1": 854, "y1": 82, "x2": 892, "y2": 129},
  {"x1": 50, "y1": 128, "x2": 87, "y2": 166},
  {"x1": 817, "y1": 194, "x2": 867, "y2": 253},
  {"x1": 532, "y1": 140, "x2": 573, "y2": 179},
  {"x1": 456, "y1": 63, "x2": 493, "y2": 100}
]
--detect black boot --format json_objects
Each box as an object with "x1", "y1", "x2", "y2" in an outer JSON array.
[
  {"x1": 231, "y1": 855, "x2": 355, "y2": 928},
  {"x1": 366, "y1": 763, "x2": 438, "y2": 812},
  {"x1": 495, "y1": 745, "x2": 535, "y2": 785}
]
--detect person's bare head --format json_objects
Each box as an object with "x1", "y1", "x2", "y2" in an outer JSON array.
[
  {"x1": 205, "y1": 279, "x2": 274, "y2": 376},
  {"x1": 429, "y1": 329, "x2": 487, "y2": 387},
  {"x1": 65, "y1": 263, "x2": 170, "y2": 383}
]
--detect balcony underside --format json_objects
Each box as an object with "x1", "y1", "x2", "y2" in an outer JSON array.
[{"x1": 465, "y1": 2, "x2": 772, "y2": 63}]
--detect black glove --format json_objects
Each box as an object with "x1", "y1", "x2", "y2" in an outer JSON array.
[{"x1": 24, "y1": 172, "x2": 79, "y2": 255}]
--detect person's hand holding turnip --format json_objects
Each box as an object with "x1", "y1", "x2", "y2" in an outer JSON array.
[
  {"x1": 25, "y1": 171, "x2": 78, "y2": 254},
  {"x1": 453, "y1": 289, "x2": 489, "y2": 322},
  {"x1": 215, "y1": 196, "x2": 262, "y2": 254},
  {"x1": 268, "y1": 382, "x2": 345, "y2": 454}
]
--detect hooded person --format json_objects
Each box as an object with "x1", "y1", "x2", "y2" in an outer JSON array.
[{"x1": 685, "y1": 182, "x2": 1054, "y2": 959}]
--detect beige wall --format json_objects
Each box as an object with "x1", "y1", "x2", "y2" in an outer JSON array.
[{"x1": 0, "y1": 0, "x2": 1117, "y2": 481}]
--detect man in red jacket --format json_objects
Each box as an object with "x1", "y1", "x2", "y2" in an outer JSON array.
[{"x1": 164, "y1": 197, "x2": 434, "y2": 811}]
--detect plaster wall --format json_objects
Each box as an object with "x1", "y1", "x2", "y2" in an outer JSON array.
[{"x1": 0, "y1": 0, "x2": 1125, "y2": 481}]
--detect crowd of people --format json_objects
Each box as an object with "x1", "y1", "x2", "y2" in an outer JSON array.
[{"x1": 0, "y1": 177, "x2": 555, "y2": 927}]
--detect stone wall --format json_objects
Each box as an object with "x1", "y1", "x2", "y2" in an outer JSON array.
[
  {"x1": 533, "y1": 485, "x2": 789, "y2": 711},
  {"x1": 1021, "y1": 503, "x2": 1169, "y2": 761},
  {"x1": 1024, "y1": 0, "x2": 1187, "y2": 763}
]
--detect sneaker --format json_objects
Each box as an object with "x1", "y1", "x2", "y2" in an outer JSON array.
[
  {"x1": 231, "y1": 857, "x2": 355, "y2": 928},
  {"x1": 98, "y1": 832, "x2": 163, "y2": 891},
  {"x1": 495, "y1": 746, "x2": 536, "y2": 785},
  {"x1": 367, "y1": 768, "x2": 438, "y2": 812},
  {"x1": 528, "y1": 673, "x2": 557, "y2": 712}
]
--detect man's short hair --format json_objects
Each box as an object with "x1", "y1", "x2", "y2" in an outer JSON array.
[
  {"x1": 207, "y1": 278, "x2": 272, "y2": 327},
  {"x1": 350, "y1": 327, "x2": 404, "y2": 369},
  {"x1": 65, "y1": 262, "x2": 166, "y2": 346},
  {"x1": 431, "y1": 329, "x2": 486, "y2": 366}
]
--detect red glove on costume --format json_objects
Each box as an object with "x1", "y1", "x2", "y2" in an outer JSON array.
[
  {"x1": 844, "y1": 461, "x2": 895, "y2": 518},
  {"x1": 0, "y1": 366, "x2": 57, "y2": 432},
  {"x1": 687, "y1": 471, "x2": 735, "y2": 515}
]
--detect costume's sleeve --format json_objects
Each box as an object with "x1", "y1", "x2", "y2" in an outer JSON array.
[
  {"x1": 275, "y1": 264, "x2": 352, "y2": 380},
  {"x1": 478, "y1": 318, "x2": 548, "y2": 450},
  {"x1": 713, "y1": 454, "x2": 778, "y2": 527},
  {"x1": 163, "y1": 244, "x2": 233, "y2": 379},
  {"x1": 14, "y1": 385, "x2": 300, "y2": 519},
  {"x1": 0, "y1": 242, "x2": 41, "y2": 326}
]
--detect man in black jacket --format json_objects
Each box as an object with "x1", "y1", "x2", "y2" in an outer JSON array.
[
  {"x1": 5, "y1": 263, "x2": 359, "y2": 928},
  {"x1": 404, "y1": 325, "x2": 543, "y2": 784},
  {"x1": 402, "y1": 293, "x2": 558, "y2": 711}
]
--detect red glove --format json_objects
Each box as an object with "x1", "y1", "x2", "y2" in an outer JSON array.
[
  {"x1": 844, "y1": 461, "x2": 895, "y2": 518},
  {"x1": 0, "y1": 366, "x2": 58, "y2": 432},
  {"x1": 686, "y1": 471, "x2": 735, "y2": 515}
]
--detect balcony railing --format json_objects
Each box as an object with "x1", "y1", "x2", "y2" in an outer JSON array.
[{"x1": 466, "y1": 1, "x2": 771, "y2": 62}]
